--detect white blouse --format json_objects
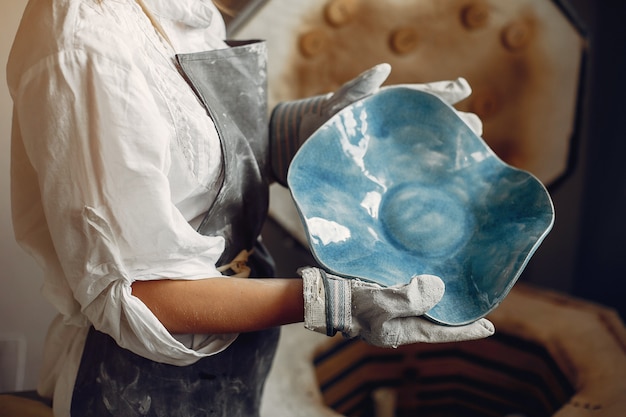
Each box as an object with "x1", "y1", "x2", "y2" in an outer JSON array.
[{"x1": 7, "y1": 0, "x2": 240, "y2": 413}]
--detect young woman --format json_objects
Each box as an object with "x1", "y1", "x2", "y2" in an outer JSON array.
[{"x1": 7, "y1": 0, "x2": 494, "y2": 415}]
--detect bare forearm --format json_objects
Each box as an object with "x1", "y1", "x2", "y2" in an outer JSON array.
[{"x1": 131, "y1": 278, "x2": 304, "y2": 334}]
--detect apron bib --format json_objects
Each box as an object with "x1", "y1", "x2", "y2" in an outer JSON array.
[{"x1": 71, "y1": 41, "x2": 279, "y2": 417}]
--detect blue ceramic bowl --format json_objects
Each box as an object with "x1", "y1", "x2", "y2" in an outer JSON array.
[{"x1": 287, "y1": 87, "x2": 555, "y2": 326}]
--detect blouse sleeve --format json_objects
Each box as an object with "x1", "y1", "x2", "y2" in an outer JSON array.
[{"x1": 12, "y1": 48, "x2": 234, "y2": 365}]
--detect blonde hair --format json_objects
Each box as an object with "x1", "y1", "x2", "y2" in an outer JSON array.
[
  {"x1": 212, "y1": 0, "x2": 236, "y2": 16},
  {"x1": 133, "y1": 0, "x2": 174, "y2": 45}
]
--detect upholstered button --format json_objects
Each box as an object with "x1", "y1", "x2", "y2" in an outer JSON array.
[
  {"x1": 389, "y1": 27, "x2": 419, "y2": 54},
  {"x1": 502, "y1": 20, "x2": 532, "y2": 51},
  {"x1": 324, "y1": 0, "x2": 358, "y2": 27},
  {"x1": 461, "y1": 3, "x2": 490, "y2": 30},
  {"x1": 299, "y1": 29, "x2": 329, "y2": 57}
]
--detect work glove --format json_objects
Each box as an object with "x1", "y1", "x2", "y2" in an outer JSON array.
[
  {"x1": 388, "y1": 77, "x2": 483, "y2": 137},
  {"x1": 299, "y1": 267, "x2": 494, "y2": 348}
]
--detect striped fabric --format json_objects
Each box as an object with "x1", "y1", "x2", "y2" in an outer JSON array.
[
  {"x1": 268, "y1": 94, "x2": 327, "y2": 185},
  {"x1": 301, "y1": 267, "x2": 353, "y2": 337},
  {"x1": 320, "y1": 269, "x2": 352, "y2": 337}
]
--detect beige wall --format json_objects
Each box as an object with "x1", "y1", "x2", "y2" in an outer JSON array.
[{"x1": 0, "y1": 0, "x2": 56, "y2": 392}]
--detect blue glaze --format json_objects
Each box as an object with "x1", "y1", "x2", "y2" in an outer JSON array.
[{"x1": 287, "y1": 87, "x2": 555, "y2": 326}]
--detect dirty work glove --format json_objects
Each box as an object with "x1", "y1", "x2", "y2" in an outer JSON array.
[
  {"x1": 299, "y1": 267, "x2": 494, "y2": 348},
  {"x1": 269, "y1": 63, "x2": 391, "y2": 186},
  {"x1": 388, "y1": 77, "x2": 483, "y2": 137}
]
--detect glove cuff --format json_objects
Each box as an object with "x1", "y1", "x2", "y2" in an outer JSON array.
[
  {"x1": 300, "y1": 267, "x2": 352, "y2": 337},
  {"x1": 269, "y1": 95, "x2": 329, "y2": 186}
]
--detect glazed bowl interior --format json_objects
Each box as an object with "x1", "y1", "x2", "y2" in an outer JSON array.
[{"x1": 287, "y1": 87, "x2": 554, "y2": 325}]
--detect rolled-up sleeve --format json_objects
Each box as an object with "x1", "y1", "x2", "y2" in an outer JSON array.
[{"x1": 12, "y1": 48, "x2": 231, "y2": 365}]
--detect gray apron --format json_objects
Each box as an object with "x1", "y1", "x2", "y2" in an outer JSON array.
[{"x1": 71, "y1": 40, "x2": 280, "y2": 417}]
